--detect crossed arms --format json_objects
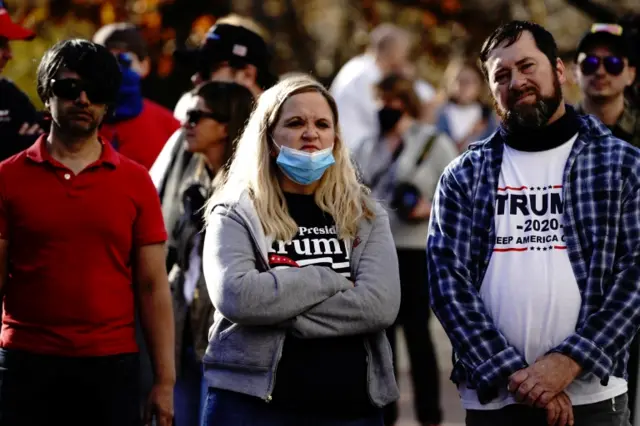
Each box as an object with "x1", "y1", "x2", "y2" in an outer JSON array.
[{"x1": 202, "y1": 206, "x2": 400, "y2": 337}]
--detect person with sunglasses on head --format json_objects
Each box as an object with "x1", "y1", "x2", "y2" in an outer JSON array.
[
  {"x1": 170, "y1": 81, "x2": 254, "y2": 426},
  {"x1": 428, "y1": 20, "x2": 640, "y2": 426},
  {"x1": 0, "y1": 39, "x2": 175, "y2": 426},
  {"x1": 0, "y1": 0, "x2": 43, "y2": 162},
  {"x1": 574, "y1": 23, "x2": 638, "y2": 148},
  {"x1": 200, "y1": 74, "x2": 400, "y2": 426}
]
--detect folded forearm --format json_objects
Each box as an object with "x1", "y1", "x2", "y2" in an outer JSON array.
[
  {"x1": 210, "y1": 266, "x2": 352, "y2": 326},
  {"x1": 291, "y1": 282, "x2": 399, "y2": 337}
]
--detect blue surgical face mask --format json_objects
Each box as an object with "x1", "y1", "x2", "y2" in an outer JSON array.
[{"x1": 275, "y1": 144, "x2": 336, "y2": 185}]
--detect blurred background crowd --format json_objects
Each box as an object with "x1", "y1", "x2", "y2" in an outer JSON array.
[
  {"x1": 4, "y1": 0, "x2": 640, "y2": 112},
  {"x1": 2, "y1": 1, "x2": 640, "y2": 426}
]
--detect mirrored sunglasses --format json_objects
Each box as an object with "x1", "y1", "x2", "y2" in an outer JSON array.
[{"x1": 579, "y1": 55, "x2": 625, "y2": 76}]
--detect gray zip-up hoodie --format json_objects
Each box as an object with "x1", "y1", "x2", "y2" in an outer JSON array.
[{"x1": 201, "y1": 190, "x2": 401, "y2": 406}]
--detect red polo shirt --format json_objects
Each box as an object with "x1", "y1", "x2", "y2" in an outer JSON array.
[{"x1": 0, "y1": 135, "x2": 167, "y2": 357}]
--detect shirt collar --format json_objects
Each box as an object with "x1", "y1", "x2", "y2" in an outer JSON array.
[{"x1": 26, "y1": 134, "x2": 121, "y2": 168}]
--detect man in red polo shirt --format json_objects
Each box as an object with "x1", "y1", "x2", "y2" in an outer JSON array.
[{"x1": 0, "y1": 39, "x2": 175, "y2": 426}]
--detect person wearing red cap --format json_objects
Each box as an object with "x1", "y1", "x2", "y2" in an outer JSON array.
[{"x1": 0, "y1": 0, "x2": 43, "y2": 161}]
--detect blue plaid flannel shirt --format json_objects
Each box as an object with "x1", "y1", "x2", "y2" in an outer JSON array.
[{"x1": 426, "y1": 112, "x2": 640, "y2": 404}]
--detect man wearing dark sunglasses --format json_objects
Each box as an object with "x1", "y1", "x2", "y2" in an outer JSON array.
[
  {"x1": 576, "y1": 30, "x2": 640, "y2": 417},
  {"x1": 575, "y1": 23, "x2": 639, "y2": 148},
  {"x1": 576, "y1": 25, "x2": 640, "y2": 422},
  {"x1": 0, "y1": 0, "x2": 43, "y2": 161},
  {"x1": 0, "y1": 39, "x2": 175, "y2": 426}
]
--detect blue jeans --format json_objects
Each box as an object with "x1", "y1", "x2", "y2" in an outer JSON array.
[
  {"x1": 174, "y1": 345, "x2": 207, "y2": 426},
  {"x1": 202, "y1": 388, "x2": 384, "y2": 426}
]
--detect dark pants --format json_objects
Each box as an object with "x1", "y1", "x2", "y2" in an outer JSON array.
[
  {"x1": 466, "y1": 393, "x2": 631, "y2": 426},
  {"x1": 0, "y1": 348, "x2": 141, "y2": 426},
  {"x1": 174, "y1": 343, "x2": 206, "y2": 426},
  {"x1": 202, "y1": 388, "x2": 384, "y2": 426},
  {"x1": 383, "y1": 249, "x2": 442, "y2": 426}
]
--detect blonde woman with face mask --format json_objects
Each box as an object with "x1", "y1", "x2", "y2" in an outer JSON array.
[{"x1": 200, "y1": 75, "x2": 400, "y2": 426}]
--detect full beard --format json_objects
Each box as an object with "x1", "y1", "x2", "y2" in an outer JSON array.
[{"x1": 495, "y1": 74, "x2": 563, "y2": 131}]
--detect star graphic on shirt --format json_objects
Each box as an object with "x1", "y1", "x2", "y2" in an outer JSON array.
[
  {"x1": 537, "y1": 187, "x2": 541, "y2": 190},
  {"x1": 537, "y1": 247, "x2": 541, "y2": 251}
]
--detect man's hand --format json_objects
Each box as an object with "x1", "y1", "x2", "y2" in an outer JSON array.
[
  {"x1": 544, "y1": 392, "x2": 574, "y2": 426},
  {"x1": 18, "y1": 122, "x2": 42, "y2": 136},
  {"x1": 508, "y1": 353, "x2": 581, "y2": 407},
  {"x1": 409, "y1": 198, "x2": 431, "y2": 220},
  {"x1": 144, "y1": 382, "x2": 174, "y2": 426}
]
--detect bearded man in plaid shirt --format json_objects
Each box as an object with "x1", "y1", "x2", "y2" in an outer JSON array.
[{"x1": 427, "y1": 20, "x2": 640, "y2": 426}]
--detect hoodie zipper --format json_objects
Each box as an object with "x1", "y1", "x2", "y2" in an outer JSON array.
[
  {"x1": 264, "y1": 334, "x2": 286, "y2": 402},
  {"x1": 234, "y1": 207, "x2": 283, "y2": 402}
]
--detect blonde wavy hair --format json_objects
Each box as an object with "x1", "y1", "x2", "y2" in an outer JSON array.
[{"x1": 207, "y1": 74, "x2": 375, "y2": 241}]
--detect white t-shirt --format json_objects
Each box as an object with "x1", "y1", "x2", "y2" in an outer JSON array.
[
  {"x1": 330, "y1": 54, "x2": 381, "y2": 153},
  {"x1": 459, "y1": 135, "x2": 627, "y2": 409},
  {"x1": 444, "y1": 103, "x2": 482, "y2": 142},
  {"x1": 414, "y1": 79, "x2": 436, "y2": 104},
  {"x1": 330, "y1": 54, "x2": 435, "y2": 152}
]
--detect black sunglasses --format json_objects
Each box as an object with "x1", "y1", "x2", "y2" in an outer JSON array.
[
  {"x1": 579, "y1": 55, "x2": 625, "y2": 76},
  {"x1": 185, "y1": 109, "x2": 228, "y2": 126},
  {"x1": 50, "y1": 78, "x2": 112, "y2": 104}
]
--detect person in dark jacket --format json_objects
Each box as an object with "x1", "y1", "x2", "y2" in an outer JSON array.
[
  {"x1": 93, "y1": 22, "x2": 180, "y2": 169},
  {"x1": 170, "y1": 81, "x2": 254, "y2": 426},
  {"x1": 0, "y1": 0, "x2": 42, "y2": 161},
  {"x1": 573, "y1": 22, "x2": 640, "y2": 422},
  {"x1": 574, "y1": 23, "x2": 638, "y2": 148}
]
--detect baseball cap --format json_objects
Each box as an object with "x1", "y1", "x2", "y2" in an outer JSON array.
[
  {"x1": 0, "y1": 0, "x2": 35, "y2": 41},
  {"x1": 93, "y1": 22, "x2": 148, "y2": 59},
  {"x1": 575, "y1": 23, "x2": 636, "y2": 65},
  {"x1": 174, "y1": 23, "x2": 271, "y2": 72}
]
